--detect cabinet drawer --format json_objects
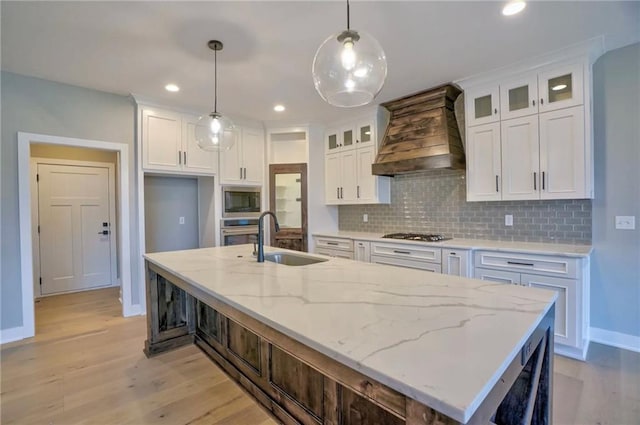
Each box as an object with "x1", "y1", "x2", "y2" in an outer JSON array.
[
  {"x1": 474, "y1": 250, "x2": 579, "y2": 279},
  {"x1": 315, "y1": 247, "x2": 354, "y2": 260},
  {"x1": 371, "y1": 242, "x2": 442, "y2": 263},
  {"x1": 371, "y1": 255, "x2": 441, "y2": 273},
  {"x1": 315, "y1": 237, "x2": 353, "y2": 252}
]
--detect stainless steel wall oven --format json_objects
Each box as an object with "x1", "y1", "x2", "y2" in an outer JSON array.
[{"x1": 220, "y1": 218, "x2": 259, "y2": 246}]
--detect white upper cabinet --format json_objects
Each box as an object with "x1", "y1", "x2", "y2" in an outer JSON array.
[
  {"x1": 466, "y1": 122, "x2": 501, "y2": 201},
  {"x1": 182, "y1": 115, "x2": 219, "y2": 174},
  {"x1": 501, "y1": 115, "x2": 540, "y2": 200},
  {"x1": 220, "y1": 127, "x2": 264, "y2": 186},
  {"x1": 538, "y1": 62, "x2": 584, "y2": 113},
  {"x1": 325, "y1": 125, "x2": 360, "y2": 154},
  {"x1": 465, "y1": 85, "x2": 500, "y2": 127},
  {"x1": 141, "y1": 107, "x2": 217, "y2": 175},
  {"x1": 539, "y1": 106, "x2": 586, "y2": 199},
  {"x1": 324, "y1": 114, "x2": 390, "y2": 205},
  {"x1": 461, "y1": 54, "x2": 593, "y2": 201}
]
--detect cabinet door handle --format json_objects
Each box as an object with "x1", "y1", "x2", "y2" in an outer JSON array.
[
  {"x1": 357, "y1": 185, "x2": 360, "y2": 198},
  {"x1": 183, "y1": 151, "x2": 187, "y2": 165},
  {"x1": 327, "y1": 242, "x2": 339, "y2": 246},
  {"x1": 340, "y1": 187, "x2": 343, "y2": 199},
  {"x1": 494, "y1": 108, "x2": 498, "y2": 114},
  {"x1": 540, "y1": 98, "x2": 544, "y2": 105},
  {"x1": 178, "y1": 150, "x2": 182, "y2": 165},
  {"x1": 496, "y1": 175, "x2": 499, "y2": 192},
  {"x1": 542, "y1": 171, "x2": 546, "y2": 190},
  {"x1": 393, "y1": 250, "x2": 411, "y2": 255},
  {"x1": 240, "y1": 167, "x2": 243, "y2": 179},
  {"x1": 532, "y1": 99, "x2": 536, "y2": 106},
  {"x1": 337, "y1": 188, "x2": 340, "y2": 199},
  {"x1": 507, "y1": 261, "x2": 534, "y2": 267},
  {"x1": 533, "y1": 172, "x2": 537, "y2": 190}
]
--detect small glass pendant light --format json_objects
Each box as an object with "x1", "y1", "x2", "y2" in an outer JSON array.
[
  {"x1": 196, "y1": 40, "x2": 235, "y2": 151},
  {"x1": 312, "y1": 0, "x2": 387, "y2": 107}
]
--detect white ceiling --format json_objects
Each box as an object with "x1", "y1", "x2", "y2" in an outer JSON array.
[{"x1": 2, "y1": 1, "x2": 638, "y2": 125}]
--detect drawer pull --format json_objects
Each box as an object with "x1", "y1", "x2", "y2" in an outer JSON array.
[
  {"x1": 326, "y1": 242, "x2": 339, "y2": 246},
  {"x1": 507, "y1": 261, "x2": 534, "y2": 266},
  {"x1": 393, "y1": 250, "x2": 411, "y2": 255}
]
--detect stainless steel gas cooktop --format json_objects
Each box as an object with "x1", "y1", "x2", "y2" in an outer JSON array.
[{"x1": 382, "y1": 233, "x2": 451, "y2": 242}]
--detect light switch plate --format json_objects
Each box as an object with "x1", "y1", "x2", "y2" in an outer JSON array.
[
  {"x1": 363, "y1": 214, "x2": 368, "y2": 223},
  {"x1": 615, "y1": 216, "x2": 635, "y2": 230},
  {"x1": 505, "y1": 214, "x2": 513, "y2": 226},
  {"x1": 179, "y1": 216, "x2": 185, "y2": 225}
]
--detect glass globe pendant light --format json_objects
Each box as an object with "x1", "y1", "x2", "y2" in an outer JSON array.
[
  {"x1": 312, "y1": 0, "x2": 387, "y2": 107},
  {"x1": 196, "y1": 40, "x2": 235, "y2": 151}
]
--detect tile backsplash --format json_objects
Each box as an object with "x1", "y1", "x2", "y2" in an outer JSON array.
[{"x1": 339, "y1": 170, "x2": 592, "y2": 244}]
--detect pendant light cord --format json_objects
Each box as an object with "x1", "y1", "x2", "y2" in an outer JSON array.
[
  {"x1": 346, "y1": 0, "x2": 350, "y2": 30},
  {"x1": 214, "y1": 47, "x2": 218, "y2": 113}
]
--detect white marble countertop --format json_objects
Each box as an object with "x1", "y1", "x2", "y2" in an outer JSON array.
[
  {"x1": 144, "y1": 245, "x2": 556, "y2": 423},
  {"x1": 313, "y1": 231, "x2": 593, "y2": 257}
]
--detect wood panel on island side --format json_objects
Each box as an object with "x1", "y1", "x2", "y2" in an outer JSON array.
[{"x1": 143, "y1": 258, "x2": 554, "y2": 425}]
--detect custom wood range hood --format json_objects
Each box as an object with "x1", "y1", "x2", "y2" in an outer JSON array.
[{"x1": 372, "y1": 84, "x2": 465, "y2": 176}]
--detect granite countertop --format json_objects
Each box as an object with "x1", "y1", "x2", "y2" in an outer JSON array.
[
  {"x1": 144, "y1": 245, "x2": 557, "y2": 423},
  {"x1": 312, "y1": 231, "x2": 593, "y2": 257}
]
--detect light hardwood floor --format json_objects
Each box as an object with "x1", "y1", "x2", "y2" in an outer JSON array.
[
  {"x1": 0, "y1": 288, "x2": 277, "y2": 425},
  {"x1": 1, "y1": 288, "x2": 639, "y2": 424}
]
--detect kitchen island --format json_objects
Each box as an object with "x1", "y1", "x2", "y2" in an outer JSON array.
[{"x1": 144, "y1": 245, "x2": 556, "y2": 425}]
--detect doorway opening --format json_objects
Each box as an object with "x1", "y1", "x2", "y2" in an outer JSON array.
[{"x1": 18, "y1": 132, "x2": 134, "y2": 338}]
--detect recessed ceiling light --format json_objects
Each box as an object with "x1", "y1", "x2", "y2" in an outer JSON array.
[
  {"x1": 274, "y1": 104, "x2": 285, "y2": 112},
  {"x1": 551, "y1": 84, "x2": 568, "y2": 91},
  {"x1": 165, "y1": 84, "x2": 180, "y2": 92},
  {"x1": 502, "y1": 0, "x2": 526, "y2": 16}
]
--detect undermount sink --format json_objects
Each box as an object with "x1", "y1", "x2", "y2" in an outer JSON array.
[{"x1": 264, "y1": 252, "x2": 328, "y2": 266}]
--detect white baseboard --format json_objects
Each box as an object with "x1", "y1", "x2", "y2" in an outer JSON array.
[
  {"x1": 555, "y1": 342, "x2": 589, "y2": 361},
  {"x1": 124, "y1": 303, "x2": 143, "y2": 317},
  {"x1": 0, "y1": 326, "x2": 26, "y2": 345},
  {"x1": 590, "y1": 327, "x2": 640, "y2": 353}
]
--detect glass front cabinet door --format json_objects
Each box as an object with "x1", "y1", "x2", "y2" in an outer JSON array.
[
  {"x1": 356, "y1": 122, "x2": 374, "y2": 147},
  {"x1": 326, "y1": 128, "x2": 340, "y2": 153},
  {"x1": 537, "y1": 62, "x2": 584, "y2": 113},
  {"x1": 465, "y1": 85, "x2": 500, "y2": 127},
  {"x1": 499, "y1": 74, "x2": 539, "y2": 120}
]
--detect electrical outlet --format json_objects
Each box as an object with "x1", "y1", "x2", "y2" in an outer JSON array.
[
  {"x1": 179, "y1": 216, "x2": 185, "y2": 225},
  {"x1": 363, "y1": 214, "x2": 368, "y2": 223},
  {"x1": 615, "y1": 216, "x2": 635, "y2": 230},
  {"x1": 505, "y1": 214, "x2": 513, "y2": 226}
]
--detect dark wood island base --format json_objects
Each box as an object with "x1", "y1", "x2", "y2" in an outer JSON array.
[{"x1": 144, "y1": 261, "x2": 554, "y2": 425}]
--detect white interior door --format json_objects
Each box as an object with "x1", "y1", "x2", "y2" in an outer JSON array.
[{"x1": 38, "y1": 164, "x2": 114, "y2": 295}]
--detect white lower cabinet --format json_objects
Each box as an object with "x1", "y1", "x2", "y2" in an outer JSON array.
[
  {"x1": 473, "y1": 250, "x2": 589, "y2": 360},
  {"x1": 522, "y1": 273, "x2": 577, "y2": 348},
  {"x1": 441, "y1": 249, "x2": 470, "y2": 277},
  {"x1": 354, "y1": 240, "x2": 371, "y2": 262}
]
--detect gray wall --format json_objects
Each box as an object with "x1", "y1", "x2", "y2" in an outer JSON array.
[
  {"x1": 591, "y1": 43, "x2": 640, "y2": 337},
  {"x1": 144, "y1": 176, "x2": 199, "y2": 253},
  {"x1": 1, "y1": 71, "x2": 137, "y2": 330},
  {"x1": 340, "y1": 170, "x2": 591, "y2": 245}
]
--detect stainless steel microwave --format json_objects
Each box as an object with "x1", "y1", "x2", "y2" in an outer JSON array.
[{"x1": 222, "y1": 186, "x2": 261, "y2": 218}]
